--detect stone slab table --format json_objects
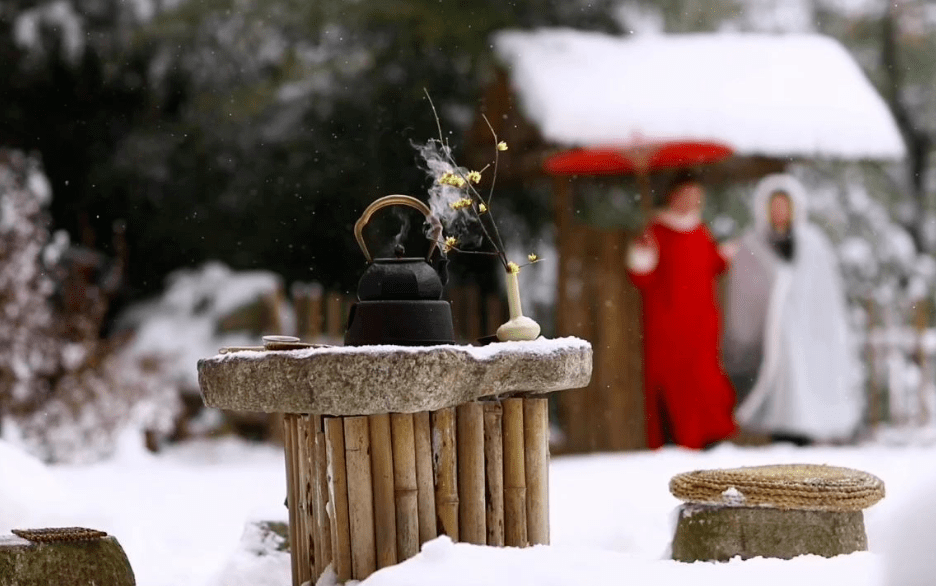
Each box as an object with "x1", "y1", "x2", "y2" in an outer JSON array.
[
  {"x1": 668, "y1": 464, "x2": 885, "y2": 562},
  {"x1": 198, "y1": 336, "x2": 592, "y2": 585}
]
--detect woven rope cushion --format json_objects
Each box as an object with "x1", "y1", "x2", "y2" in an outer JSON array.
[{"x1": 669, "y1": 464, "x2": 885, "y2": 511}]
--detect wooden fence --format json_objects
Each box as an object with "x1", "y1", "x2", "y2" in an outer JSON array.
[
  {"x1": 864, "y1": 300, "x2": 936, "y2": 428},
  {"x1": 247, "y1": 278, "x2": 934, "y2": 453}
]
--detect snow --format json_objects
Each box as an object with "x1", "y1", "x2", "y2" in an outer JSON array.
[
  {"x1": 493, "y1": 29, "x2": 905, "y2": 160},
  {"x1": 4, "y1": 434, "x2": 936, "y2": 585},
  {"x1": 116, "y1": 261, "x2": 285, "y2": 393},
  {"x1": 13, "y1": 1, "x2": 85, "y2": 63},
  {"x1": 207, "y1": 336, "x2": 590, "y2": 363}
]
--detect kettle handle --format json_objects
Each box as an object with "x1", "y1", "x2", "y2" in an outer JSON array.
[{"x1": 354, "y1": 194, "x2": 442, "y2": 263}]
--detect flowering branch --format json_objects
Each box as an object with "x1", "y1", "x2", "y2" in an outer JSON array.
[{"x1": 422, "y1": 89, "x2": 541, "y2": 274}]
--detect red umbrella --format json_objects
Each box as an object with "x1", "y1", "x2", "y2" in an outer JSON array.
[
  {"x1": 543, "y1": 139, "x2": 734, "y2": 212},
  {"x1": 544, "y1": 140, "x2": 734, "y2": 175}
]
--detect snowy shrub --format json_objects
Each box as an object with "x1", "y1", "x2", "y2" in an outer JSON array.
[{"x1": 0, "y1": 150, "x2": 180, "y2": 463}]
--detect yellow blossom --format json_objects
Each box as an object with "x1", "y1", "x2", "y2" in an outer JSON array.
[
  {"x1": 438, "y1": 172, "x2": 466, "y2": 188},
  {"x1": 496, "y1": 141, "x2": 508, "y2": 151},
  {"x1": 467, "y1": 170, "x2": 482, "y2": 184},
  {"x1": 478, "y1": 203, "x2": 488, "y2": 213},
  {"x1": 528, "y1": 253, "x2": 538, "y2": 263},
  {"x1": 507, "y1": 261, "x2": 520, "y2": 274},
  {"x1": 444, "y1": 236, "x2": 458, "y2": 253},
  {"x1": 449, "y1": 198, "x2": 473, "y2": 210}
]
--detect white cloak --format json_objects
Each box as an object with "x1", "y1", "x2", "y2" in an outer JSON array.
[{"x1": 723, "y1": 174, "x2": 863, "y2": 441}]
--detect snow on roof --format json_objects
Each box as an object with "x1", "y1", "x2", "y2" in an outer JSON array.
[{"x1": 493, "y1": 29, "x2": 905, "y2": 160}]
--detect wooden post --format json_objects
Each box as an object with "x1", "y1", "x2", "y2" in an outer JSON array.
[
  {"x1": 369, "y1": 413, "x2": 397, "y2": 569},
  {"x1": 483, "y1": 401, "x2": 505, "y2": 546},
  {"x1": 502, "y1": 398, "x2": 527, "y2": 547},
  {"x1": 464, "y1": 285, "x2": 482, "y2": 343},
  {"x1": 916, "y1": 300, "x2": 931, "y2": 424},
  {"x1": 448, "y1": 287, "x2": 467, "y2": 342},
  {"x1": 344, "y1": 416, "x2": 376, "y2": 579},
  {"x1": 582, "y1": 227, "x2": 604, "y2": 452},
  {"x1": 313, "y1": 416, "x2": 332, "y2": 579},
  {"x1": 264, "y1": 287, "x2": 285, "y2": 334},
  {"x1": 325, "y1": 417, "x2": 352, "y2": 582},
  {"x1": 622, "y1": 254, "x2": 646, "y2": 450},
  {"x1": 599, "y1": 230, "x2": 629, "y2": 451},
  {"x1": 326, "y1": 292, "x2": 345, "y2": 341},
  {"x1": 413, "y1": 411, "x2": 438, "y2": 545},
  {"x1": 866, "y1": 298, "x2": 880, "y2": 426},
  {"x1": 485, "y1": 293, "x2": 506, "y2": 339},
  {"x1": 457, "y1": 402, "x2": 486, "y2": 544},
  {"x1": 293, "y1": 283, "x2": 324, "y2": 341},
  {"x1": 524, "y1": 397, "x2": 549, "y2": 545},
  {"x1": 283, "y1": 414, "x2": 302, "y2": 586},
  {"x1": 390, "y1": 413, "x2": 420, "y2": 562},
  {"x1": 556, "y1": 215, "x2": 593, "y2": 452},
  {"x1": 432, "y1": 407, "x2": 459, "y2": 540}
]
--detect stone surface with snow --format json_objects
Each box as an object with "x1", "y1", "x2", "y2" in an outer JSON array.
[{"x1": 198, "y1": 337, "x2": 592, "y2": 415}]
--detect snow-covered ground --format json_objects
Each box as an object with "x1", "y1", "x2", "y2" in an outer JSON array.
[{"x1": 4, "y1": 430, "x2": 936, "y2": 586}]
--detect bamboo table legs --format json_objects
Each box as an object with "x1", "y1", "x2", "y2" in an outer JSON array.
[{"x1": 282, "y1": 396, "x2": 551, "y2": 585}]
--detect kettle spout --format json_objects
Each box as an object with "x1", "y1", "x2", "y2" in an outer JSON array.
[{"x1": 425, "y1": 213, "x2": 444, "y2": 261}]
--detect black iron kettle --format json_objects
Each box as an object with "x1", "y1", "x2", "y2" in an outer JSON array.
[{"x1": 344, "y1": 195, "x2": 455, "y2": 346}]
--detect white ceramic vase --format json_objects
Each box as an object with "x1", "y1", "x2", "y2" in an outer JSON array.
[{"x1": 496, "y1": 270, "x2": 541, "y2": 341}]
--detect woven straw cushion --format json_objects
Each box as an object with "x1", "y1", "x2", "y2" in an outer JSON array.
[
  {"x1": 12, "y1": 527, "x2": 108, "y2": 543},
  {"x1": 669, "y1": 464, "x2": 885, "y2": 511}
]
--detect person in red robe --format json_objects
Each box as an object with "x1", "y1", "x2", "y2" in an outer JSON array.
[{"x1": 626, "y1": 171, "x2": 737, "y2": 450}]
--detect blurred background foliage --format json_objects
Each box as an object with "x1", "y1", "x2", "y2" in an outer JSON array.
[
  {"x1": 0, "y1": 0, "x2": 619, "y2": 313},
  {"x1": 2, "y1": 0, "x2": 936, "y2": 312}
]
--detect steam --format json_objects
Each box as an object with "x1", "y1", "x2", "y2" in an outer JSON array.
[
  {"x1": 392, "y1": 207, "x2": 410, "y2": 252},
  {"x1": 416, "y1": 139, "x2": 484, "y2": 251}
]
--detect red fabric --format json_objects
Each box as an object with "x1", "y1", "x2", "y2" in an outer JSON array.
[{"x1": 628, "y1": 222, "x2": 737, "y2": 450}]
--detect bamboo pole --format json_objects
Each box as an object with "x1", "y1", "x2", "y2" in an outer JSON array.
[
  {"x1": 369, "y1": 413, "x2": 397, "y2": 569},
  {"x1": 502, "y1": 398, "x2": 527, "y2": 547},
  {"x1": 524, "y1": 398, "x2": 549, "y2": 545},
  {"x1": 413, "y1": 411, "x2": 437, "y2": 545},
  {"x1": 283, "y1": 414, "x2": 302, "y2": 586},
  {"x1": 457, "y1": 402, "x2": 486, "y2": 544},
  {"x1": 432, "y1": 407, "x2": 459, "y2": 540},
  {"x1": 325, "y1": 417, "x2": 352, "y2": 582},
  {"x1": 483, "y1": 401, "x2": 505, "y2": 546},
  {"x1": 298, "y1": 416, "x2": 316, "y2": 583},
  {"x1": 314, "y1": 416, "x2": 333, "y2": 578},
  {"x1": 390, "y1": 413, "x2": 419, "y2": 561},
  {"x1": 344, "y1": 416, "x2": 376, "y2": 579}
]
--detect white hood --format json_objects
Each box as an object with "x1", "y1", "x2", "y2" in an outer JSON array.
[{"x1": 751, "y1": 173, "x2": 809, "y2": 238}]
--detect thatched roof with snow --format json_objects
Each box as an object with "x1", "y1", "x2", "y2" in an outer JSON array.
[{"x1": 493, "y1": 29, "x2": 905, "y2": 161}]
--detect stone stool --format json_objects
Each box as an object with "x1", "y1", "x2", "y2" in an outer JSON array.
[
  {"x1": 0, "y1": 527, "x2": 135, "y2": 586},
  {"x1": 669, "y1": 464, "x2": 885, "y2": 562},
  {"x1": 198, "y1": 336, "x2": 592, "y2": 585}
]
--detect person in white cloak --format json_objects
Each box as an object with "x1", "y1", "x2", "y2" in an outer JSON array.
[{"x1": 722, "y1": 173, "x2": 863, "y2": 445}]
